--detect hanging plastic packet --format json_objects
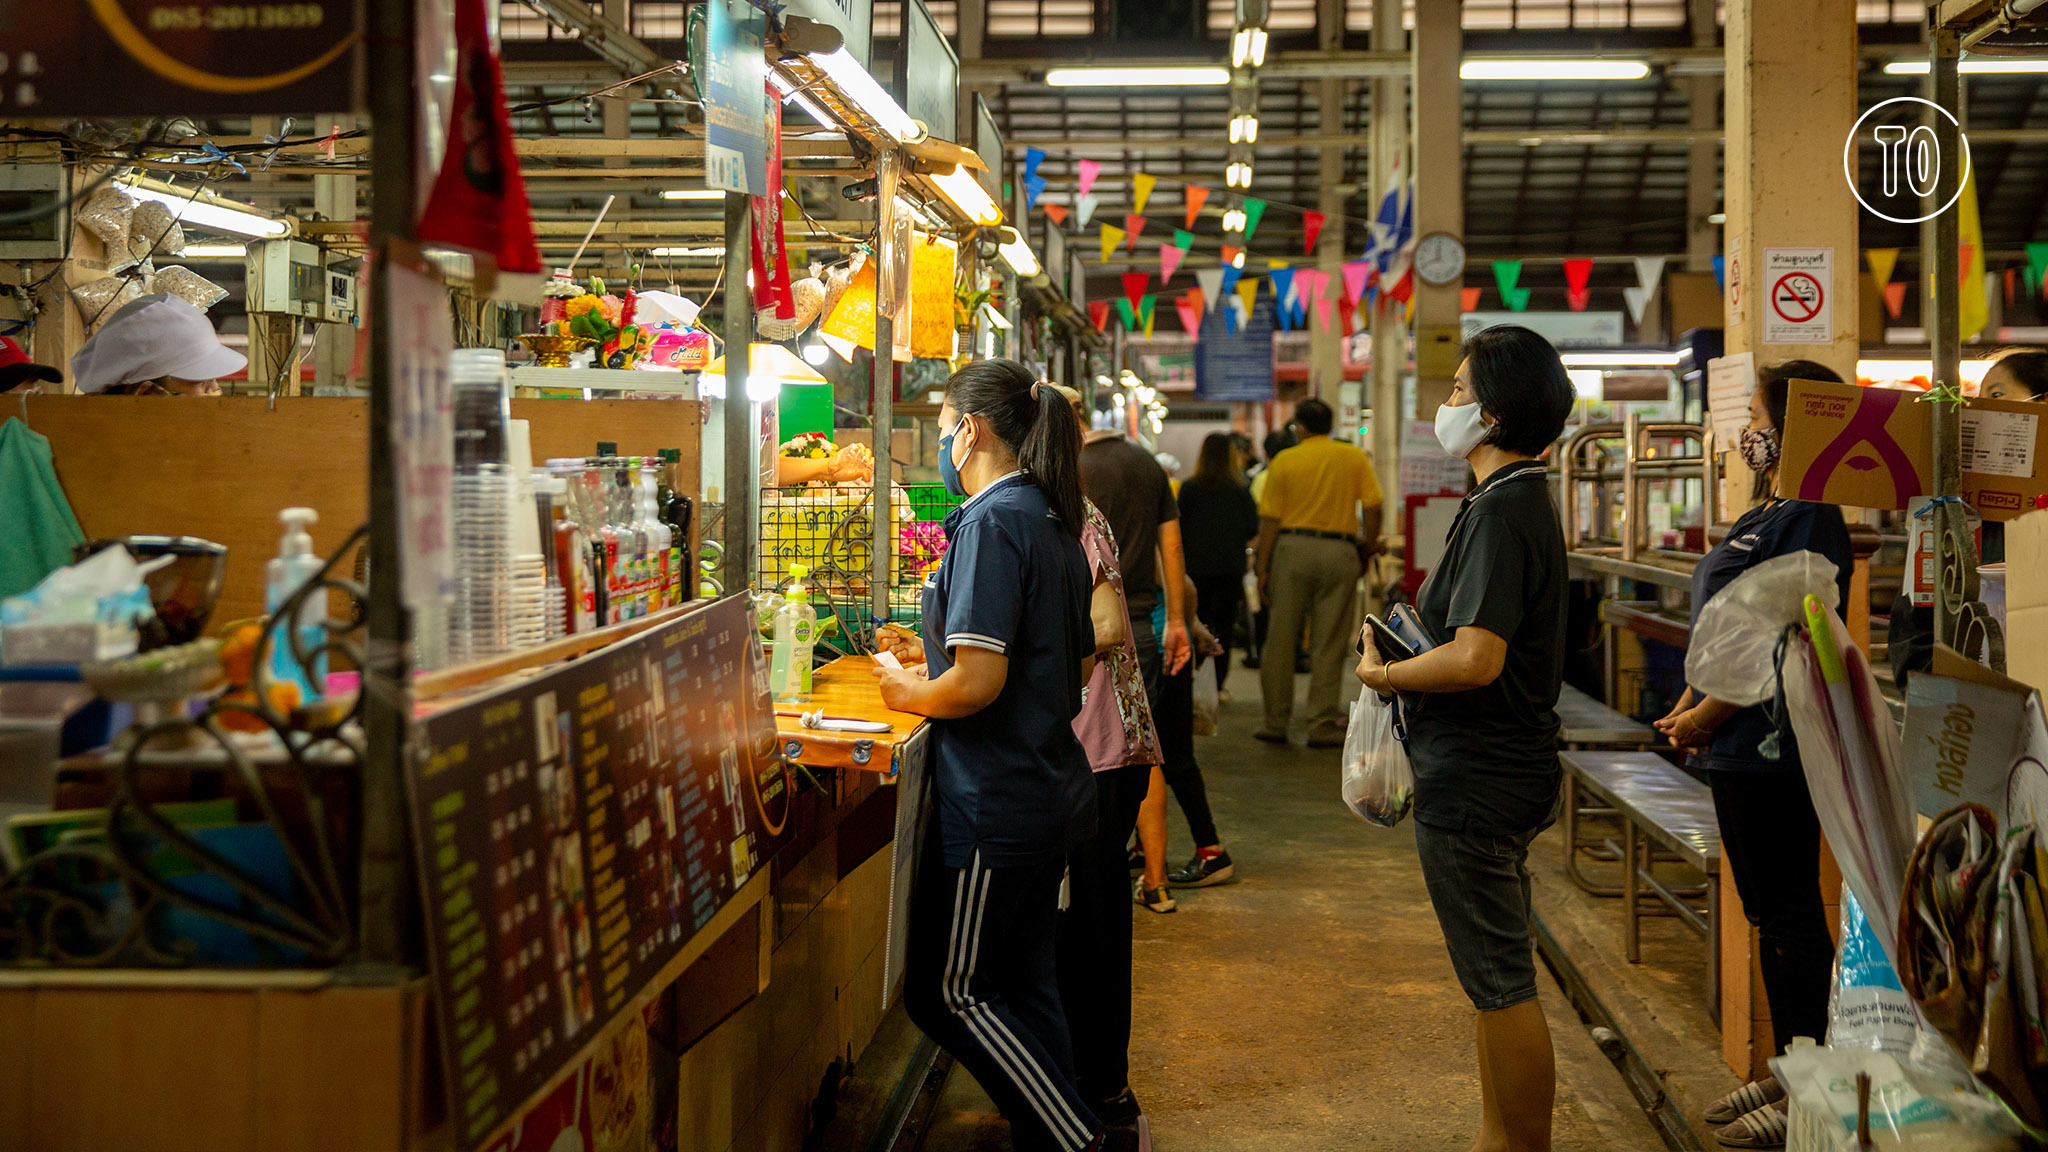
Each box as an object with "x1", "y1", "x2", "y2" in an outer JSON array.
[
  {"x1": 76, "y1": 185, "x2": 134, "y2": 250},
  {"x1": 1687, "y1": 550, "x2": 1842, "y2": 707},
  {"x1": 128, "y1": 201, "x2": 187, "y2": 262},
  {"x1": 70, "y1": 276, "x2": 143, "y2": 331},
  {"x1": 1771, "y1": 1038, "x2": 2021, "y2": 1152},
  {"x1": 149, "y1": 265, "x2": 229, "y2": 312}
]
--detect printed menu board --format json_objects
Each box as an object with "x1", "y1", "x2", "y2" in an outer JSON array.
[{"x1": 409, "y1": 595, "x2": 790, "y2": 1150}]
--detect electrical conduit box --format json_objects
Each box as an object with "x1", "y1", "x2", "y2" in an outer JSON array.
[{"x1": 248, "y1": 239, "x2": 357, "y2": 324}]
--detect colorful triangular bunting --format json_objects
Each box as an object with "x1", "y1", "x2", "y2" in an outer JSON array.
[
  {"x1": 1562, "y1": 258, "x2": 1593, "y2": 297},
  {"x1": 1132, "y1": 173, "x2": 1157, "y2": 215},
  {"x1": 2028, "y1": 242, "x2": 2048, "y2": 297},
  {"x1": 1077, "y1": 193, "x2": 1101, "y2": 229},
  {"x1": 1024, "y1": 174, "x2": 1047, "y2": 209},
  {"x1": 1460, "y1": 286, "x2": 1483, "y2": 312},
  {"x1": 1504, "y1": 286, "x2": 1531, "y2": 312},
  {"x1": 1140, "y1": 294, "x2": 1156, "y2": 340},
  {"x1": 1302, "y1": 211, "x2": 1326, "y2": 255},
  {"x1": 1099, "y1": 225, "x2": 1124, "y2": 262},
  {"x1": 1024, "y1": 148, "x2": 1045, "y2": 181},
  {"x1": 1623, "y1": 285, "x2": 1652, "y2": 325},
  {"x1": 1492, "y1": 260, "x2": 1522, "y2": 299},
  {"x1": 1160, "y1": 243, "x2": 1187, "y2": 283},
  {"x1": 1882, "y1": 280, "x2": 1907, "y2": 319},
  {"x1": 1044, "y1": 203, "x2": 1069, "y2": 226},
  {"x1": 1195, "y1": 267, "x2": 1225, "y2": 310},
  {"x1": 1122, "y1": 272, "x2": 1149, "y2": 311},
  {"x1": 1076, "y1": 159, "x2": 1100, "y2": 197},
  {"x1": 1124, "y1": 214, "x2": 1147, "y2": 250},
  {"x1": 1342, "y1": 260, "x2": 1373, "y2": 304},
  {"x1": 1220, "y1": 264, "x2": 1244, "y2": 297},
  {"x1": 1242, "y1": 199, "x2": 1267, "y2": 240},
  {"x1": 1114, "y1": 297, "x2": 1135, "y2": 329},
  {"x1": 1865, "y1": 248, "x2": 1899, "y2": 289},
  {"x1": 1088, "y1": 299, "x2": 1111, "y2": 331},
  {"x1": 1184, "y1": 185, "x2": 1211, "y2": 229}
]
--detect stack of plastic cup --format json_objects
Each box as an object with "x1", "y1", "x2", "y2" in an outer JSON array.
[
  {"x1": 503, "y1": 420, "x2": 549, "y2": 651},
  {"x1": 449, "y1": 464, "x2": 513, "y2": 663}
]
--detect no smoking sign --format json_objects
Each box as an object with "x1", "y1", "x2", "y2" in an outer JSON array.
[{"x1": 1762, "y1": 247, "x2": 1833, "y2": 344}]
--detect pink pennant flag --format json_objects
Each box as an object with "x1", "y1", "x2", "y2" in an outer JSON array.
[
  {"x1": 1342, "y1": 260, "x2": 1373, "y2": 305},
  {"x1": 1124, "y1": 214, "x2": 1147, "y2": 250},
  {"x1": 1317, "y1": 297, "x2": 1335, "y2": 332},
  {"x1": 1566, "y1": 287, "x2": 1591, "y2": 312},
  {"x1": 1160, "y1": 244, "x2": 1187, "y2": 284},
  {"x1": 1176, "y1": 296, "x2": 1203, "y2": 337},
  {"x1": 1562, "y1": 257, "x2": 1594, "y2": 296},
  {"x1": 1077, "y1": 159, "x2": 1101, "y2": 197},
  {"x1": 1461, "y1": 286, "x2": 1483, "y2": 312},
  {"x1": 1302, "y1": 211, "x2": 1326, "y2": 255},
  {"x1": 1305, "y1": 268, "x2": 1332, "y2": 304}
]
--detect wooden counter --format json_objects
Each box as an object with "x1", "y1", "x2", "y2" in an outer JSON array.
[{"x1": 772, "y1": 656, "x2": 930, "y2": 777}]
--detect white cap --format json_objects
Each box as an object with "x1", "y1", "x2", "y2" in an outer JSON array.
[{"x1": 70, "y1": 293, "x2": 247, "y2": 393}]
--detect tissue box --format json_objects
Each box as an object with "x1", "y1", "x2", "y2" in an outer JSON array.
[{"x1": 1, "y1": 620, "x2": 138, "y2": 667}]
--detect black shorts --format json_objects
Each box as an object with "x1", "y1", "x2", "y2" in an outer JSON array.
[{"x1": 1414, "y1": 820, "x2": 1543, "y2": 1012}]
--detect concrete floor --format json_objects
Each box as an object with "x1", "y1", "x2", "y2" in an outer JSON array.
[{"x1": 904, "y1": 667, "x2": 1669, "y2": 1152}]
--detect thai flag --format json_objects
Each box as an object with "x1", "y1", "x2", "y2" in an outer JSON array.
[{"x1": 1363, "y1": 164, "x2": 1415, "y2": 310}]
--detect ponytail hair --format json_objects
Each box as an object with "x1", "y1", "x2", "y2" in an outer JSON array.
[{"x1": 943, "y1": 359, "x2": 1086, "y2": 538}]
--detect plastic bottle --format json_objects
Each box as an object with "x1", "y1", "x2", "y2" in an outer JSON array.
[
  {"x1": 565, "y1": 461, "x2": 615, "y2": 625},
  {"x1": 770, "y1": 564, "x2": 817, "y2": 703},
  {"x1": 265, "y1": 506, "x2": 328, "y2": 702},
  {"x1": 608, "y1": 457, "x2": 649, "y2": 619},
  {"x1": 660, "y1": 449, "x2": 695, "y2": 604},
  {"x1": 638, "y1": 459, "x2": 674, "y2": 610},
  {"x1": 534, "y1": 473, "x2": 570, "y2": 639}
]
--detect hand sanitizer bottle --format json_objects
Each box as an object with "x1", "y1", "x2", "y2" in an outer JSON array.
[
  {"x1": 265, "y1": 507, "x2": 328, "y2": 702},
  {"x1": 770, "y1": 564, "x2": 816, "y2": 703}
]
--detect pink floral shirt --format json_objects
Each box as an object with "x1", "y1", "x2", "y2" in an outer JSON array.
[{"x1": 1074, "y1": 501, "x2": 1162, "y2": 771}]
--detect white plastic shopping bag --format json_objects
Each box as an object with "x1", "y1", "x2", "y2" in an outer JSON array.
[
  {"x1": 1341, "y1": 690, "x2": 1413, "y2": 827},
  {"x1": 1192, "y1": 659, "x2": 1219, "y2": 736}
]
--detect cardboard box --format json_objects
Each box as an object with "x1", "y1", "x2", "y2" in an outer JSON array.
[
  {"x1": 2007, "y1": 511, "x2": 2048, "y2": 698},
  {"x1": 1780, "y1": 379, "x2": 2048, "y2": 519}
]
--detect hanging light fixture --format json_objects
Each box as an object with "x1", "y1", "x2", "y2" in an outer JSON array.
[
  {"x1": 1222, "y1": 207, "x2": 1247, "y2": 232},
  {"x1": 1229, "y1": 113, "x2": 1260, "y2": 143},
  {"x1": 1231, "y1": 27, "x2": 1269, "y2": 69}
]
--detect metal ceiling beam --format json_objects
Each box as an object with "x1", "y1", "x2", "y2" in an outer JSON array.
[
  {"x1": 1004, "y1": 125, "x2": 2048, "y2": 153},
  {"x1": 516, "y1": 0, "x2": 670, "y2": 75}
]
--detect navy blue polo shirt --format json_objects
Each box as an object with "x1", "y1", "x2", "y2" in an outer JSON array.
[
  {"x1": 1689, "y1": 499, "x2": 1852, "y2": 772},
  {"x1": 921, "y1": 473, "x2": 1097, "y2": 868}
]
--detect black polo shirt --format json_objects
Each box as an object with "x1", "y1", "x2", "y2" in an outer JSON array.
[
  {"x1": 1406, "y1": 460, "x2": 1567, "y2": 836},
  {"x1": 920, "y1": 474, "x2": 1097, "y2": 867}
]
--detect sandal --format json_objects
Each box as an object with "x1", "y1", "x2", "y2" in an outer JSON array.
[
  {"x1": 1704, "y1": 1077, "x2": 1784, "y2": 1126},
  {"x1": 1714, "y1": 1102, "x2": 1787, "y2": 1149}
]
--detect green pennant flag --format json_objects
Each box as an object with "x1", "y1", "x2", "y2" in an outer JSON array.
[
  {"x1": 1139, "y1": 293, "x2": 1156, "y2": 325},
  {"x1": 1493, "y1": 260, "x2": 1523, "y2": 299},
  {"x1": 1504, "y1": 286, "x2": 1532, "y2": 312},
  {"x1": 1173, "y1": 229, "x2": 1195, "y2": 251},
  {"x1": 1115, "y1": 298, "x2": 1136, "y2": 329},
  {"x1": 2029, "y1": 242, "x2": 2048, "y2": 298},
  {"x1": 1242, "y1": 199, "x2": 1268, "y2": 240}
]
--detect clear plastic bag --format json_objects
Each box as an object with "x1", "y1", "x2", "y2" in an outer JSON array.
[
  {"x1": 1686, "y1": 550, "x2": 1841, "y2": 706},
  {"x1": 1772, "y1": 1038, "x2": 2020, "y2": 1151},
  {"x1": 76, "y1": 186, "x2": 134, "y2": 249},
  {"x1": 128, "y1": 201, "x2": 186, "y2": 261},
  {"x1": 148, "y1": 265, "x2": 228, "y2": 312},
  {"x1": 1191, "y1": 660, "x2": 1218, "y2": 736},
  {"x1": 1342, "y1": 691, "x2": 1413, "y2": 827}
]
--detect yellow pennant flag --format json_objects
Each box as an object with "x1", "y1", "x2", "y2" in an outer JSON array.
[
  {"x1": 1100, "y1": 224, "x2": 1125, "y2": 262},
  {"x1": 1957, "y1": 169, "x2": 1988, "y2": 341},
  {"x1": 1865, "y1": 247, "x2": 1900, "y2": 290},
  {"x1": 1235, "y1": 277, "x2": 1260, "y2": 318},
  {"x1": 1132, "y1": 173, "x2": 1156, "y2": 216}
]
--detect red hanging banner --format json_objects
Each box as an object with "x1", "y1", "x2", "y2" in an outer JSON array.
[
  {"x1": 415, "y1": 0, "x2": 541, "y2": 276},
  {"x1": 750, "y1": 92, "x2": 794, "y2": 319},
  {"x1": 1302, "y1": 211, "x2": 1326, "y2": 256}
]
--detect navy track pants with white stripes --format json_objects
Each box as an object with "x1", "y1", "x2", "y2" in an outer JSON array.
[{"x1": 904, "y1": 839, "x2": 1104, "y2": 1152}]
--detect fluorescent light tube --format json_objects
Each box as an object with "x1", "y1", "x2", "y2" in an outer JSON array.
[
  {"x1": 1460, "y1": 59, "x2": 1651, "y2": 81},
  {"x1": 123, "y1": 182, "x2": 289, "y2": 238},
  {"x1": 1558, "y1": 351, "x2": 1682, "y2": 367},
  {"x1": 651, "y1": 247, "x2": 725, "y2": 257},
  {"x1": 997, "y1": 229, "x2": 1041, "y2": 277},
  {"x1": 1230, "y1": 114, "x2": 1259, "y2": 143},
  {"x1": 181, "y1": 243, "x2": 247, "y2": 259},
  {"x1": 1885, "y1": 59, "x2": 2048, "y2": 75},
  {"x1": 1222, "y1": 208, "x2": 1247, "y2": 231},
  {"x1": 812, "y1": 47, "x2": 922, "y2": 142},
  {"x1": 1231, "y1": 28, "x2": 1267, "y2": 68},
  {"x1": 1045, "y1": 67, "x2": 1231, "y2": 87},
  {"x1": 979, "y1": 301, "x2": 1012, "y2": 330},
  {"x1": 931, "y1": 164, "x2": 1002, "y2": 226},
  {"x1": 661, "y1": 189, "x2": 724, "y2": 201}
]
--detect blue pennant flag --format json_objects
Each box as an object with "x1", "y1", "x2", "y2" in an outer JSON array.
[
  {"x1": 1712, "y1": 255, "x2": 1726, "y2": 292},
  {"x1": 1025, "y1": 174, "x2": 1048, "y2": 209},
  {"x1": 1023, "y1": 148, "x2": 1046, "y2": 181}
]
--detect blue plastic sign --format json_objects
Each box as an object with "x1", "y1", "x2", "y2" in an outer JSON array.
[
  {"x1": 1195, "y1": 298, "x2": 1276, "y2": 403},
  {"x1": 703, "y1": 0, "x2": 768, "y2": 196}
]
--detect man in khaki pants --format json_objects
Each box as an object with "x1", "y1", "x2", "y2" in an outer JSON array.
[{"x1": 1253, "y1": 398, "x2": 1384, "y2": 747}]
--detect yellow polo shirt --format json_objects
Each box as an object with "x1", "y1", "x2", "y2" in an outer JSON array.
[{"x1": 1257, "y1": 435, "x2": 1384, "y2": 535}]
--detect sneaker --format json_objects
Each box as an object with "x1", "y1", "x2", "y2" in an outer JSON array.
[
  {"x1": 1704, "y1": 1077, "x2": 1784, "y2": 1127},
  {"x1": 1094, "y1": 1090, "x2": 1151, "y2": 1152},
  {"x1": 1168, "y1": 850, "x2": 1236, "y2": 888},
  {"x1": 1127, "y1": 845, "x2": 1145, "y2": 877},
  {"x1": 1714, "y1": 1102, "x2": 1788, "y2": 1149},
  {"x1": 1133, "y1": 878, "x2": 1177, "y2": 913},
  {"x1": 1252, "y1": 729, "x2": 1289, "y2": 745}
]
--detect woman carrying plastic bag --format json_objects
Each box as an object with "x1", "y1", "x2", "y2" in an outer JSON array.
[{"x1": 1342, "y1": 686, "x2": 1412, "y2": 826}]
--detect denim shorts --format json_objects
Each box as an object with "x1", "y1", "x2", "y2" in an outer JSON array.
[{"x1": 1414, "y1": 820, "x2": 1542, "y2": 1012}]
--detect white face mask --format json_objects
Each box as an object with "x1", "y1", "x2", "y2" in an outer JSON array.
[{"x1": 1433, "y1": 400, "x2": 1490, "y2": 459}]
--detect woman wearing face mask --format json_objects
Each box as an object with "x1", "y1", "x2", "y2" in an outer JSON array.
[
  {"x1": 1654, "y1": 359, "x2": 1851, "y2": 1151},
  {"x1": 871, "y1": 360, "x2": 1117, "y2": 1152},
  {"x1": 1354, "y1": 325, "x2": 1574, "y2": 1152},
  {"x1": 70, "y1": 294, "x2": 244, "y2": 396}
]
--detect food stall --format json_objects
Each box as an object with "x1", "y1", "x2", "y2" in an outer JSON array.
[{"x1": 0, "y1": 0, "x2": 1001, "y2": 1147}]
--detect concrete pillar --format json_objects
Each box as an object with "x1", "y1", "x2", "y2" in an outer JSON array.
[
  {"x1": 1310, "y1": 0, "x2": 1347, "y2": 405},
  {"x1": 1684, "y1": 0, "x2": 1720, "y2": 276},
  {"x1": 1719, "y1": 0, "x2": 1859, "y2": 1082},
  {"x1": 1368, "y1": 0, "x2": 1407, "y2": 530},
  {"x1": 314, "y1": 169, "x2": 359, "y2": 393},
  {"x1": 1409, "y1": 0, "x2": 1462, "y2": 420},
  {"x1": 957, "y1": 0, "x2": 987, "y2": 143}
]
